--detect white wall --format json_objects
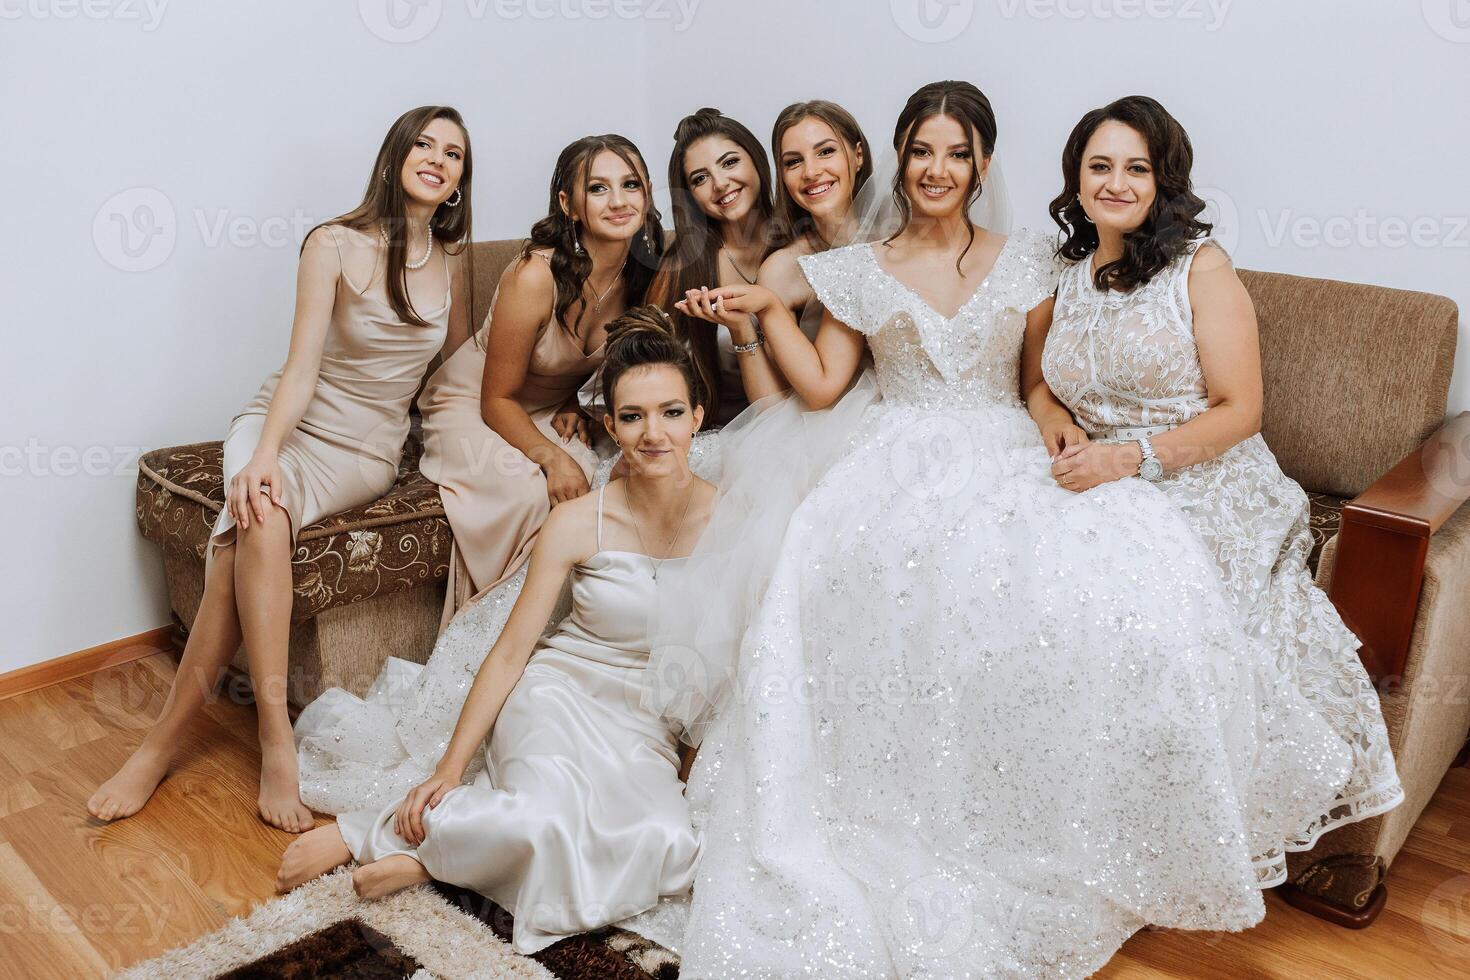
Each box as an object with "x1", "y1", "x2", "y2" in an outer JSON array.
[{"x1": 3, "y1": 0, "x2": 1465, "y2": 674}]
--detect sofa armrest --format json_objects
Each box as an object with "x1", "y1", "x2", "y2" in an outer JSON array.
[{"x1": 1329, "y1": 412, "x2": 1470, "y2": 681}]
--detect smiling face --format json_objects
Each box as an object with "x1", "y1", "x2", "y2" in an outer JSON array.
[
  {"x1": 683, "y1": 135, "x2": 760, "y2": 225},
  {"x1": 901, "y1": 113, "x2": 987, "y2": 222},
  {"x1": 779, "y1": 116, "x2": 863, "y2": 221},
  {"x1": 561, "y1": 148, "x2": 649, "y2": 245},
  {"x1": 398, "y1": 116, "x2": 465, "y2": 207},
  {"x1": 1077, "y1": 120, "x2": 1156, "y2": 235},
  {"x1": 604, "y1": 363, "x2": 704, "y2": 477}
]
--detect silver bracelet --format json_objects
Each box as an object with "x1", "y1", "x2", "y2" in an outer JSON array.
[{"x1": 731, "y1": 329, "x2": 765, "y2": 354}]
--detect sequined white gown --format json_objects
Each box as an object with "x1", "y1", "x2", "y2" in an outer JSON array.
[
  {"x1": 673, "y1": 230, "x2": 1360, "y2": 978},
  {"x1": 1041, "y1": 237, "x2": 1403, "y2": 845}
]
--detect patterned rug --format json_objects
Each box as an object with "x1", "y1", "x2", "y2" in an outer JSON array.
[{"x1": 116, "y1": 869, "x2": 680, "y2": 979}]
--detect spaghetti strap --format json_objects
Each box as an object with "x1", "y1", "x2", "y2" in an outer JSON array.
[{"x1": 596, "y1": 484, "x2": 606, "y2": 551}]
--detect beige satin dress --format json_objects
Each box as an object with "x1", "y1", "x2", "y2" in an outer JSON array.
[
  {"x1": 418, "y1": 250, "x2": 606, "y2": 625},
  {"x1": 337, "y1": 485, "x2": 700, "y2": 955},
  {"x1": 210, "y1": 225, "x2": 449, "y2": 564}
]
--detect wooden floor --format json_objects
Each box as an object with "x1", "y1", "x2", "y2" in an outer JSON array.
[{"x1": 2, "y1": 648, "x2": 1469, "y2": 978}]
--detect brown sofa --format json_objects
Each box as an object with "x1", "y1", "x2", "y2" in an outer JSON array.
[{"x1": 134, "y1": 241, "x2": 1468, "y2": 927}]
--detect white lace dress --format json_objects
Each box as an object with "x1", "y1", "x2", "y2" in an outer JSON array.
[
  {"x1": 668, "y1": 230, "x2": 1362, "y2": 978},
  {"x1": 1041, "y1": 238, "x2": 1404, "y2": 845}
]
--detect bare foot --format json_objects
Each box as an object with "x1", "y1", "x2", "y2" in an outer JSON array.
[
  {"x1": 258, "y1": 737, "x2": 313, "y2": 833},
  {"x1": 87, "y1": 743, "x2": 172, "y2": 821},
  {"x1": 352, "y1": 854, "x2": 431, "y2": 900},
  {"x1": 276, "y1": 824, "x2": 352, "y2": 893}
]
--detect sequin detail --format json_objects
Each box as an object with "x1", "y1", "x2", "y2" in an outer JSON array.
[
  {"x1": 672, "y1": 230, "x2": 1366, "y2": 978},
  {"x1": 1042, "y1": 237, "x2": 1404, "y2": 842}
]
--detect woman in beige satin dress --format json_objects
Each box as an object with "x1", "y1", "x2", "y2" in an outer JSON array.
[
  {"x1": 88, "y1": 106, "x2": 472, "y2": 832},
  {"x1": 277, "y1": 308, "x2": 715, "y2": 954},
  {"x1": 419, "y1": 134, "x2": 664, "y2": 623}
]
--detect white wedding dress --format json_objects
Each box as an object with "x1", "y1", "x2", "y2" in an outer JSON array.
[{"x1": 661, "y1": 230, "x2": 1363, "y2": 978}]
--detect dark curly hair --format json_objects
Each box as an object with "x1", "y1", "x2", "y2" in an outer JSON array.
[
  {"x1": 1049, "y1": 96, "x2": 1212, "y2": 292},
  {"x1": 509, "y1": 134, "x2": 664, "y2": 348},
  {"x1": 599, "y1": 305, "x2": 705, "y2": 418}
]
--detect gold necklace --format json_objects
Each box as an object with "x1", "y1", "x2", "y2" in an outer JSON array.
[
  {"x1": 586, "y1": 270, "x2": 620, "y2": 312},
  {"x1": 626, "y1": 481, "x2": 696, "y2": 581}
]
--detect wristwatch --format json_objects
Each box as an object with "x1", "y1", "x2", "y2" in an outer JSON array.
[{"x1": 1135, "y1": 435, "x2": 1164, "y2": 482}]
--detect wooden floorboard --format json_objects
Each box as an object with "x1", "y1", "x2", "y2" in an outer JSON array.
[{"x1": 0, "y1": 650, "x2": 1467, "y2": 977}]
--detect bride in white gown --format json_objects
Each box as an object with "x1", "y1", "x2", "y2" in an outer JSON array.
[{"x1": 654, "y1": 81, "x2": 1367, "y2": 977}]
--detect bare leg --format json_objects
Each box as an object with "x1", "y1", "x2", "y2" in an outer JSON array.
[
  {"x1": 88, "y1": 542, "x2": 244, "y2": 821},
  {"x1": 352, "y1": 855, "x2": 432, "y2": 899},
  {"x1": 234, "y1": 502, "x2": 313, "y2": 832},
  {"x1": 276, "y1": 823, "x2": 353, "y2": 893}
]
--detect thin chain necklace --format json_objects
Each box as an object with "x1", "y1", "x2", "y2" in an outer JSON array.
[
  {"x1": 721, "y1": 246, "x2": 758, "y2": 285},
  {"x1": 585, "y1": 269, "x2": 620, "y2": 313},
  {"x1": 380, "y1": 224, "x2": 434, "y2": 270},
  {"x1": 626, "y1": 481, "x2": 696, "y2": 581}
]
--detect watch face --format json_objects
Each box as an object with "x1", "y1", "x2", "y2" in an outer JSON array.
[{"x1": 1140, "y1": 458, "x2": 1164, "y2": 481}]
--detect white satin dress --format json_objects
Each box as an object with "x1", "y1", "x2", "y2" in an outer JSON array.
[{"x1": 335, "y1": 486, "x2": 701, "y2": 954}]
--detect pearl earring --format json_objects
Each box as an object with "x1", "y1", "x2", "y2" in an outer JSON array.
[
  {"x1": 444, "y1": 187, "x2": 462, "y2": 207},
  {"x1": 572, "y1": 221, "x2": 585, "y2": 256},
  {"x1": 381, "y1": 166, "x2": 389, "y2": 184}
]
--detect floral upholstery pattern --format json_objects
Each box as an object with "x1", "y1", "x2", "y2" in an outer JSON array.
[
  {"x1": 135, "y1": 432, "x2": 450, "y2": 622},
  {"x1": 1306, "y1": 491, "x2": 1347, "y2": 574}
]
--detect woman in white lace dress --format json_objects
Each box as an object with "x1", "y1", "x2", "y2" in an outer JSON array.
[
  {"x1": 1035, "y1": 96, "x2": 1402, "y2": 845},
  {"x1": 657, "y1": 81, "x2": 1363, "y2": 978}
]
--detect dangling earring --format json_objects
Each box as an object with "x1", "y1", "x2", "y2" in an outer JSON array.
[
  {"x1": 642, "y1": 224, "x2": 653, "y2": 250},
  {"x1": 444, "y1": 187, "x2": 462, "y2": 207},
  {"x1": 572, "y1": 220, "x2": 585, "y2": 256},
  {"x1": 381, "y1": 166, "x2": 389, "y2": 184},
  {"x1": 1075, "y1": 194, "x2": 1094, "y2": 224}
]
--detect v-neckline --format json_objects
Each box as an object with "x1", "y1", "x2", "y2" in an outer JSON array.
[{"x1": 867, "y1": 234, "x2": 1012, "y2": 322}]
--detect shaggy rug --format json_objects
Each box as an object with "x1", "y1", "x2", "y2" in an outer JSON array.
[{"x1": 115, "y1": 869, "x2": 680, "y2": 979}]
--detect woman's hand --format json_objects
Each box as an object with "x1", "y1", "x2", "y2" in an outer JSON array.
[
  {"x1": 550, "y1": 403, "x2": 591, "y2": 448},
  {"x1": 675, "y1": 284, "x2": 776, "y2": 337},
  {"x1": 542, "y1": 451, "x2": 591, "y2": 505},
  {"x1": 1050, "y1": 441, "x2": 1143, "y2": 493},
  {"x1": 392, "y1": 770, "x2": 461, "y2": 846},
  {"x1": 227, "y1": 450, "x2": 284, "y2": 529},
  {"x1": 1040, "y1": 419, "x2": 1089, "y2": 460}
]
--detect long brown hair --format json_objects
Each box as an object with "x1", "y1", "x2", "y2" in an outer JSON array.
[
  {"x1": 1048, "y1": 96, "x2": 1212, "y2": 292},
  {"x1": 887, "y1": 81, "x2": 996, "y2": 276},
  {"x1": 771, "y1": 100, "x2": 872, "y2": 250},
  {"x1": 658, "y1": 108, "x2": 779, "y2": 419},
  {"x1": 516, "y1": 135, "x2": 664, "y2": 345},
  {"x1": 309, "y1": 105, "x2": 473, "y2": 328}
]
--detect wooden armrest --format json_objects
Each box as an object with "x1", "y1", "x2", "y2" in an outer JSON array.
[{"x1": 1329, "y1": 412, "x2": 1470, "y2": 682}]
